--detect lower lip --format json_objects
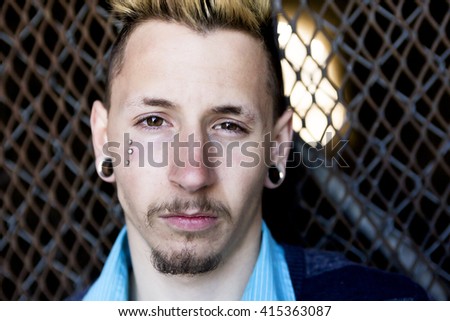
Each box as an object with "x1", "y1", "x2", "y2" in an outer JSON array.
[{"x1": 162, "y1": 216, "x2": 218, "y2": 231}]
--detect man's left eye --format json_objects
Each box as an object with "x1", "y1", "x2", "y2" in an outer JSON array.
[{"x1": 215, "y1": 122, "x2": 243, "y2": 132}]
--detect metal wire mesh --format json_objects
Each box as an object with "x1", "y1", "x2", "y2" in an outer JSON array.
[{"x1": 1, "y1": 0, "x2": 448, "y2": 300}]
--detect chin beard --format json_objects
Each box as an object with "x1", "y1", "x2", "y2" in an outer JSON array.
[{"x1": 151, "y1": 247, "x2": 221, "y2": 275}]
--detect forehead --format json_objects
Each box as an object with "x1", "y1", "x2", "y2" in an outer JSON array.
[{"x1": 110, "y1": 20, "x2": 271, "y2": 117}]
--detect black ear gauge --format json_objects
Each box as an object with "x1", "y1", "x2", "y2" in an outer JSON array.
[
  {"x1": 268, "y1": 164, "x2": 285, "y2": 186},
  {"x1": 99, "y1": 158, "x2": 113, "y2": 178}
]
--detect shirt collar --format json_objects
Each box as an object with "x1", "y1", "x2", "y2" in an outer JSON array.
[
  {"x1": 83, "y1": 222, "x2": 294, "y2": 300},
  {"x1": 83, "y1": 227, "x2": 130, "y2": 301},
  {"x1": 241, "y1": 221, "x2": 295, "y2": 300}
]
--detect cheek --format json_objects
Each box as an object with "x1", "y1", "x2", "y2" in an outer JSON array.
[
  {"x1": 220, "y1": 141, "x2": 266, "y2": 169},
  {"x1": 126, "y1": 137, "x2": 171, "y2": 167},
  {"x1": 114, "y1": 140, "x2": 169, "y2": 212},
  {"x1": 220, "y1": 144, "x2": 267, "y2": 194}
]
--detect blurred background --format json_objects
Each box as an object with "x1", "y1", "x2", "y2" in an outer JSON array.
[{"x1": 1, "y1": 0, "x2": 448, "y2": 300}]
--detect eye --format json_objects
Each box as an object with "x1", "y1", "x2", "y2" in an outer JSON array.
[
  {"x1": 144, "y1": 116, "x2": 165, "y2": 127},
  {"x1": 134, "y1": 114, "x2": 169, "y2": 131},
  {"x1": 217, "y1": 122, "x2": 242, "y2": 132}
]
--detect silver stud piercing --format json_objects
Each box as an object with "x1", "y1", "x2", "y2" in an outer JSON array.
[
  {"x1": 126, "y1": 139, "x2": 133, "y2": 166},
  {"x1": 268, "y1": 164, "x2": 285, "y2": 186},
  {"x1": 127, "y1": 140, "x2": 133, "y2": 155},
  {"x1": 99, "y1": 158, "x2": 113, "y2": 178}
]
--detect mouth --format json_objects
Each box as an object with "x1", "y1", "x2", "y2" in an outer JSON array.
[{"x1": 159, "y1": 213, "x2": 218, "y2": 232}]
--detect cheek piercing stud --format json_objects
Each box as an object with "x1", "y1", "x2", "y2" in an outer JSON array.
[{"x1": 126, "y1": 139, "x2": 133, "y2": 167}]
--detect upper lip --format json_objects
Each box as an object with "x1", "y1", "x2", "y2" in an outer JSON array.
[{"x1": 159, "y1": 212, "x2": 217, "y2": 218}]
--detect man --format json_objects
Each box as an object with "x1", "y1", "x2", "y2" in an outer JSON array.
[{"x1": 83, "y1": 0, "x2": 428, "y2": 300}]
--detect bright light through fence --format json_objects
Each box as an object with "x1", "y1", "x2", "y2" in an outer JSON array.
[{"x1": 277, "y1": 18, "x2": 347, "y2": 146}]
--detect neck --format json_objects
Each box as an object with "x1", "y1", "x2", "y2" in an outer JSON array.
[{"x1": 127, "y1": 218, "x2": 262, "y2": 300}]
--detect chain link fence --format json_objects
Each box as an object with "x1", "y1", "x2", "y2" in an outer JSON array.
[{"x1": 1, "y1": 0, "x2": 448, "y2": 300}]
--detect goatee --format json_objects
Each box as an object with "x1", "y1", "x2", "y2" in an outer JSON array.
[
  {"x1": 152, "y1": 247, "x2": 221, "y2": 275},
  {"x1": 146, "y1": 196, "x2": 231, "y2": 275}
]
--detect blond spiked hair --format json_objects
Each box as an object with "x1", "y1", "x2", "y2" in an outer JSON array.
[{"x1": 105, "y1": 0, "x2": 286, "y2": 117}]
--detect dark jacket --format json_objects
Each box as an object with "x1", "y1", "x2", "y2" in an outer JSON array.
[{"x1": 282, "y1": 244, "x2": 429, "y2": 300}]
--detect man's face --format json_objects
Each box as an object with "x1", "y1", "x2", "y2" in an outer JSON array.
[{"x1": 95, "y1": 20, "x2": 288, "y2": 274}]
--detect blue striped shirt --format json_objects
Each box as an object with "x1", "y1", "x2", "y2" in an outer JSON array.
[{"x1": 83, "y1": 222, "x2": 295, "y2": 300}]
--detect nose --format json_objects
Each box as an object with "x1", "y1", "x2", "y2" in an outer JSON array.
[{"x1": 167, "y1": 131, "x2": 216, "y2": 193}]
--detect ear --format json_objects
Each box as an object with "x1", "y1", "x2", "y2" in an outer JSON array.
[
  {"x1": 264, "y1": 108, "x2": 293, "y2": 189},
  {"x1": 91, "y1": 100, "x2": 115, "y2": 182}
]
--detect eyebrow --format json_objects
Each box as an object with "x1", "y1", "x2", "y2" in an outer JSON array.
[
  {"x1": 142, "y1": 97, "x2": 177, "y2": 109},
  {"x1": 212, "y1": 105, "x2": 256, "y2": 124},
  {"x1": 124, "y1": 96, "x2": 178, "y2": 109}
]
